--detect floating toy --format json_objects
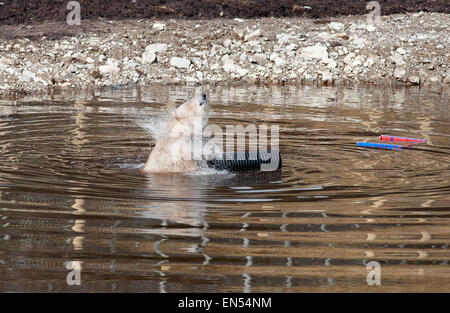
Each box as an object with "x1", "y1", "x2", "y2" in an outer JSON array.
[
  {"x1": 379, "y1": 135, "x2": 426, "y2": 143},
  {"x1": 356, "y1": 142, "x2": 403, "y2": 151},
  {"x1": 207, "y1": 150, "x2": 282, "y2": 171}
]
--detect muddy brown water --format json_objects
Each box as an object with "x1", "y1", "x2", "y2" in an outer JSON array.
[{"x1": 0, "y1": 85, "x2": 449, "y2": 292}]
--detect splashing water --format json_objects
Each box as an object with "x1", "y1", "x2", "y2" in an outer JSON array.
[{"x1": 136, "y1": 100, "x2": 225, "y2": 174}]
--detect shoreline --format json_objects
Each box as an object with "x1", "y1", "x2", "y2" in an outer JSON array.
[{"x1": 0, "y1": 12, "x2": 449, "y2": 97}]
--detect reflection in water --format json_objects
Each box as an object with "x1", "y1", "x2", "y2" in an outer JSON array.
[{"x1": 0, "y1": 85, "x2": 449, "y2": 292}]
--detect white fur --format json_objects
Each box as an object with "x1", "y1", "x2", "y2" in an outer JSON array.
[{"x1": 143, "y1": 94, "x2": 207, "y2": 173}]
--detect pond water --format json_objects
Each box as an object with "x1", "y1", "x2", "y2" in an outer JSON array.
[{"x1": 0, "y1": 85, "x2": 449, "y2": 292}]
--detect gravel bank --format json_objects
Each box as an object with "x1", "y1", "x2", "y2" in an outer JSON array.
[{"x1": 0, "y1": 12, "x2": 448, "y2": 96}]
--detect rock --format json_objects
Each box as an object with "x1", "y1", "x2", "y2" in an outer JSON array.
[
  {"x1": 391, "y1": 54, "x2": 406, "y2": 66},
  {"x1": 195, "y1": 72, "x2": 204, "y2": 81},
  {"x1": 351, "y1": 37, "x2": 366, "y2": 48},
  {"x1": 274, "y1": 57, "x2": 285, "y2": 67},
  {"x1": 397, "y1": 48, "x2": 407, "y2": 55},
  {"x1": 235, "y1": 66, "x2": 249, "y2": 77},
  {"x1": 276, "y1": 33, "x2": 292, "y2": 46},
  {"x1": 269, "y1": 52, "x2": 279, "y2": 62},
  {"x1": 185, "y1": 76, "x2": 199, "y2": 83},
  {"x1": 170, "y1": 57, "x2": 191, "y2": 69},
  {"x1": 253, "y1": 53, "x2": 267, "y2": 64},
  {"x1": 408, "y1": 76, "x2": 420, "y2": 85},
  {"x1": 328, "y1": 22, "x2": 345, "y2": 32},
  {"x1": 321, "y1": 71, "x2": 333, "y2": 83},
  {"x1": 394, "y1": 68, "x2": 406, "y2": 79},
  {"x1": 19, "y1": 70, "x2": 36, "y2": 82},
  {"x1": 233, "y1": 28, "x2": 245, "y2": 40},
  {"x1": 344, "y1": 52, "x2": 355, "y2": 65},
  {"x1": 330, "y1": 51, "x2": 339, "y2": 59},
  {"x1": 301, "y1": 44, "x2": 329, "y2": 61},
  {"x1": 223, "y1": 39, "x2": 232, "y2": 48},
  {"x1": 222, "y1": 59, "x2": 248, "y2": 77},
  {"x1": 285, "y1": 43, "x2": 298, "y2": 51},
  {"x1": 317, "y1": 32, "x2": 332, "y2": 41},
  {"x1": 142, "y1": 51, "x2": 156, "y2": 64},
  {"x1": 327, "y1": 59, "x2": 337, "y2": 69},
  {"x1": 429, "y1": 75, "x2": 441, "y2": 83},
  {"x1": 364, "y1": 57, "x2": 375, "y2": 68},
  {"x1": 85, "y1": 57, "x2": 95, "y2": 64},
  {"x1": 144, "y1": 43, "x2": 168, "y2": 54},
  {"x1": 366, "y1": 24, "x2": 376, "y2": 32},
  {"x1": 67, "y1": 64, "x2": 77, "y2": 73},
  {"x1": 334, "y1": 33, "x2": 349, "y2": 40},
  {"x1": 244, "y1": 28, "x2": 261, "y2": 41},
  {"x1": 152, "y1": 23, "x2": 166, "y2": 31},
  {"x1": 99, "y1": 64, "x2": 120, "y2": 75}
]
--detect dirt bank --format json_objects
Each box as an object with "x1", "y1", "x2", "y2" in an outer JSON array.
[{"x1": 1, "y1": 0, "x2": 449, "y2": 26}]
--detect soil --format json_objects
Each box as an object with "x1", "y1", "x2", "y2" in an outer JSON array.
[{"x1": 1, "y1": 0, "x2": 449, "y2": 26}]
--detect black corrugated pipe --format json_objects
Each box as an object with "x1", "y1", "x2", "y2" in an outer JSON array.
[{"x1": 206, "y1": 150, "x2": 282, "y2": 172}]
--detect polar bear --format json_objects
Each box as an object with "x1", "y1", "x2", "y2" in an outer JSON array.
[{"x1": 143, "y1": 94, "x2": 208, "y2": 173}]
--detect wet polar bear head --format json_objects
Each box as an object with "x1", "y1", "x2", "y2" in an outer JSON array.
[{"x1": 143, "y1": 94, "x2": 208, "y2": 173}]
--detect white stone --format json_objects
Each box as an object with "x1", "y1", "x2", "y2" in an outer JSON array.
[
  {"x1": 235, "y1": 66, "x2": 248, "y2": 77},
  {"x1": 152, "y1": 23, "x2": 166, "y2": 31},
  {"x1": 99, "y1": 64, "x2": 120, "y2": 75},
  {"x1": 352, "y1": 37, "x2": 366, "y2": 48},
  {"x1": 408, "y1": 76, "x2": 420, "y2": 84},
  {"x1": 394, "y1": 68, "x2": 406, "y2": 79},
  {"x1": 19, "y1": 70, "x2": 36, "y2": 82},
  {"x1": 344, "y1": 52, "x2": 355, "y2": 65},
  {"x1": 364, "y1": 57, "x2": 375, "y2": 67},
  {"x1": 276, "y1": 33, "x2": 292, "y2": 46},
  {"x1": 391, "y1": 54, "x2": 406, "y2": 66},
  {"x1": 274, "y1": 57, "x2": 285, "y2": 67},
  {"x1": 85, "y1": 57, "x2": 95, "y2": 64},
  {"x1": 244, "y1": 28, "x2": 261, "y2": 41},
  {"x1": 185, "y1": 76, "x2": 199, "y2": 83},
  {"x1": 269, "y1": 52, "x2": 279, "y2": 62},
  {"x1": 67, "y1": 64, "x2": 77, "y2": 73},
  {"x1": 301, "y1": 44, "x2": 329, "y2": 61},
  {"x1": 145, "y1": 43, "x2": 168, "y2": 54},
  {"x1": 285, "y1": 43, "x2": 298, "y2": 51},
  {"x1": 366, "y1": 24, "x2": 376, "y2": 32},
  {"x1": 327, "y1": 59, "x2": 337, "y2": 69},
  {"x1": 343, "y1": 65, "x2": 352, "y2": 73},
  {"x1": 321, "y1": 71, "x2": 333, "y2": 82},
  {"x1": 328, "y1": 22, "x2": 345, "y2": 32},
  {"x1": 170, "y1": 57, "x2": 191, "y2": 69},
  {"x1": 142, "y1": 51, "x2": 156, "y2": 64},
  {"x1": 317, "y1": 32, "x2": 332, "y2": 41},
  {"x1": 429, "y1": 75, "x2": 441, "y2": 83},
  {"x1": 397, "y1": 48, "x2": 407, "y2": 55},
  {"x1": 222, "y1": 59, "x2": 248, "y2": 77},
  {"x1": 223, "y1": 39, "x2": 233, "y2": 48},
  {"x1": 254, "y1": 53, "x2": 267, "y2": 64},
  {"x1": 233, "y1": 28, "x2": 245, "y2": 40}
]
